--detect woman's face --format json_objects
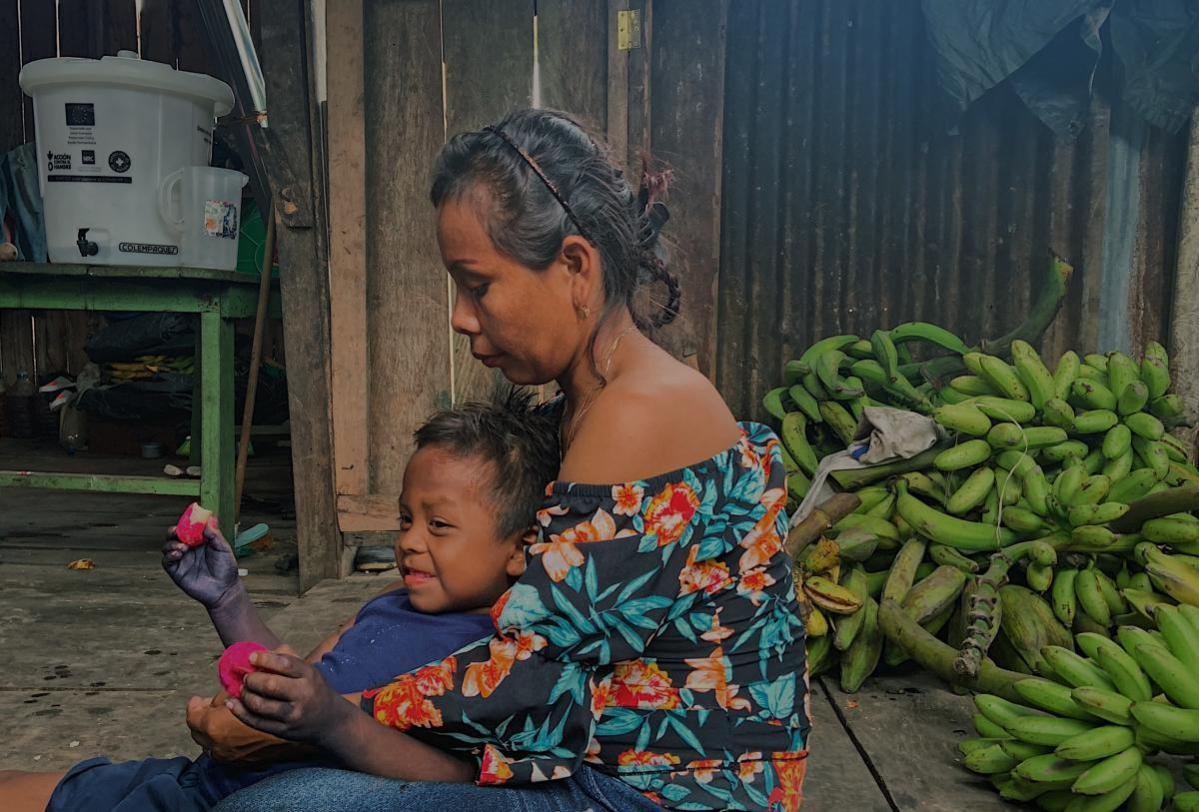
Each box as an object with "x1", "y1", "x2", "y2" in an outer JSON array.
[{"x1": 437, "y1": 193, "x2": 592, "y2": 386}]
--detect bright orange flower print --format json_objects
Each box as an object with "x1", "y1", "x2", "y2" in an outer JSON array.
[
  {"x1": 679, "y1": 546, "x2": 734, "y2": 597},
  {"x1": 737, "y1": 751, "x2": 765, "y2": 783},
  {"x1": 685, "y1": 758, "x2": 723, "y2": 784},
  {"x1": 700, "y1": 608, "x2": 735, "y2": 643},
  {"x1": 609, "y1": 659, "x2": 681, "y2": 710},
  {"x1": 612, "y1": 483, "x2": 645, "y2": 516},
  {"x1": 527, "y1": 534, "x2": 585, "y2": 582},
  {"x1": 738, "y1": 566, "x2": 777, "y2": 606},
  {"x1": 738, "y1": 492, "x2": 786, "y2": 574},
  {"x1": 535, "y1": 503, "x2": 570, "y2": 527},
  {"x1": 642, "y1": 792, "x2": 665, "y2": 805},
  {"x1": 590, "y1": 673, "x2": 613, "y2": 720},
  {"x1": 365, "y1": 656, "x2": 456, "y2": 731},
  {"x1": 644, "y1": 483, "x2": 701, "y2": 547},
  {"x1": 684, "y1": 647, "x2": 752, "y2": 711},
  {"x1": 478, "y1": 744, "x2": 514, "y2": 785},
  {"x1": 462, "y1": 631, "x2": 548, "y2": 698},
  {"x1": 767, "y1": 752, "x2": 808, "y2": 811},
  {"x1": 617, "y1": 749, "x2": 681, "y2": 769}
]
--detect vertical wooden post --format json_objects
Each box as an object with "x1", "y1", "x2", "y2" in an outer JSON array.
[{"x1": 258, "y1": 0, "x2": 343, "y2": 587}]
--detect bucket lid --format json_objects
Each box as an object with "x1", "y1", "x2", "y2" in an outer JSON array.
[{"x1": 20, "y1": 55, "x2": 235, "y2": 117}]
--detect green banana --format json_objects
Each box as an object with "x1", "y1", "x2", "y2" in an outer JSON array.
[
  {"x1": 1078, "y1": 362, "x2": 1107, "y2": 381},
  {"x1": 973, "y1": 396, "x2": 1037, "y2": 423},
  {"x1": 1093, "y1": 570, "x2": 1127, "y2": 616},
  {"x1": 1126, "y1": 762, "x2": 1165, "y2": 812},
  {"x1": 786, "y1": 471, "x2": 811, "y2": 502},
  {"x1": 1140, "y1": 516, "x2": 1199, "y2": 545},
  {"x1": 1014, "y1": 753, "x2": 1093, "y2": 784},
  {"x1": 1044, "y1": 440, "x2": 1090, "y2": 463},
  {"x1": 1022, "y1": 465, "x2": 1051, "y2": 516},
  {"x1": 1085, "y1": 354, "x2": 1110, "y2": 373},
  {"x1": 1108, "y1": 469, "x2": 1162, "y2": 504},
  {"x1": 1140, "y1": 357, "x2": 1171, "y2": 401},
  {"x1": 1067, "y1": 502, "x2": 1129, "y2": 528},
  {"x1": 802, "y1": 370, "x2": 828, "y2": 400},
  {"x1": 974, "y1": 355, "x2": 1029, "y2": 402},
  {"x1": 763, "y1": 387, "x2": 790, "y2": 421},
  {"x1": 948, "y1": 375, "x2": 996, "y2": 396},
  {"x1": 1125, "y1": 412, "x2": 1165, "y2": 441},
  {"x1": 1083, "y1": 448, "x2": 1107, "y2": 475},
  {"x1": 1072, "y1": 410, "x2": 1120, "y2": 435},
  {"x1": 1153, "y1": 604, "x2": 1199, "y2": 675},
  {"x1": 1132, "y1": 437, "x2": 1170, "y2": 480},
  {"x1": 1075, "y1": 475, "x2": 1113, "y2": 506},
  {"x1": 1055, "y1": 725, "x2": 1135, "y2": 761},
  {"x1": 1127, "y1": 640, "x2": 1199, "y2": 710},
  {"x1": 929, "y1": 543, "x2": 981, "y2": 573},
  {"x1": 1054, "y1": 351, "x2": 1081, "y2": 400},
  {"x1": 1079, "y1": 633, "x2": 1152, "y2": 701},
  {"x1": 1142, "y1": 545, "x2": 1199, "y2": 607},
  {"x1": 1101, "y1": 449, "x2": 1134, "y2": 482},
  {"x1": 1118, "y1": 380, "x2": 1151, "y2": 416},
  {"x1": 975, "y1": 693, "x2": 1043, "y2": 728},
  {"x1": 870, "y1": 329, "x2": 900, "y2": 380},
  {"x1": 1005, "y1": 715, "x2": 1098, "y2": 746},
  {"x1": 1101, "y1": 424, "x2": 1132, "y2": 460},
  {"x1": 1070, "y1": 747, "x2": 1142, "y2": 796},
  {"x1": 1076, "y1": 568, "x2": 1112, "y2": 627},
  {"x1": 1027, "y1": 562, "x2": 1055, "y2": 592},
  {"x1": 1106, "y1": 352, "x2": 1139, "y2": 398},
  {"x1": 1052, "y1": 568, "x2": 1079, "y2": 626},
  {"x1": 1014, "y1": 677, "x2": 1098, "y2": 721},
  {"x1": 832, "y1": 568, "x2": 871, "y2": 651},
  {"x1": 958, "y1": 736, "x2": 1008, "y2": 757},
  {"x1": 1149, "y1": 393, "x2": 1185, "y2": 423},
  {"x1": 895, "y1": 480, "x2": 1018, "y2": 551},
  {"x1": 844, "y1": 339, "x2": 875, "y2": 360},
  {"x1": 1070, "y1": 687, "x2": 1132, "y2": 725},
  {"x1": 1011, "y1": 340, "x2": 1056, "y2": 410},
  {"x1": 1041, "y1": 646, "x2": 1116, "y2": 691},
  {"x1": 946, "y1": 466, "x2": 996, "y2": 515},
  {"x1": 820, "y1": 400, "x2": 859, "y2": 445},
  {"x1": 1002, "y1": 506, "x2": 1046, "y2": 535},
  {"x1": 934, "y1": 439, "x2": 993, "y2": 471},
  {"x1": 939, "y1": 385, "x2": 974, "y2": 405},
  {"x1": 1144, "y1": 340, "x2": 1169, "y2": 367},
  {"x1": 987, "y1": 423, "x2": 1068, "y2": 450},
  {"x1": 901, "y1": 565, "x2": 968, "y2": 624},
  {"x1": 1055, "y1": 463, "x2": 1086, "y2": 506},
  {"x1": 1122, "y1": 587, "x2": 1171, "y2": 621},
  {"x1": 798, "y1": 334, "x2": 859, "y2": 368},
  {"x1": 1073, "y1": 379, "x2": 1118, "y2": 412},
  {"x1": 780, "y1": 413, "x2": 819, "y2": 476},
  {"x1": 817, "y1": 350, "x2": 864, "y2": 398},
  {"x1": 1068, "y1": 776, "x2": 1139, "y2": 811},
  {"x1": 963, "y1": 742, "x2": 1019, "y2": 775},
  {"x1": 1129, "y1": 701, "x2": 1199, "y2": 743},
  {"x1": 888, "y1": 322, "x2": 971, "y2": 354},
  {"x1": 1174, "y1": 791, "x2": 1199, "y2": 812},
  {"x1": 839, "y1": 597, "x2": 883, "y2": 693},
  {"x1": 1160, "y1": 431, "x2": 1191, "y2": 463},
  {"x1": 1000, "y1": 739, "x2": 1052, "y2": 761},
  {"x1": 784, "y1": 359, "x2": 809, "y2": 385},
  {"x1": 974, "y1": 713, "x2": 1010, "y2": 738},
  {"x1": 787, "y1": 384, "x2": 823, "y2": 423},
  {"x1": 1042, "y1": 397, "x2": 1077, "y2": 430},
  {"x1": 882, "y1": 537, "x2": 928, "y2": 605},
  {"x1": 934, "y1": 402, "x2": 992, "y2": 436}
]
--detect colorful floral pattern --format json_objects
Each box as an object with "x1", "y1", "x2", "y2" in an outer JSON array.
[{"x1": 363, "y1": 424, "x2": 809, "y2": 810}]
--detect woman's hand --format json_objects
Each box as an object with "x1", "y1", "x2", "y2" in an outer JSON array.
[
  {"x1": 224, "y1": 650, "x2": 359, "y2": 750},
  {"x1": 185, "y1": 694, "x2": 300, "y2": 764},
  {"x1": 161, "y1": 522, "x2": 242, "y2": 611}
]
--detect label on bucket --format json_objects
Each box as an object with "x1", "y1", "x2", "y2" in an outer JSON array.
[
  {"x1": 204, "y1": 201, "x2": 239, "y2": 240},
  {"x1": 119, "y1": 242, "x2": 179, "y2": 256}
]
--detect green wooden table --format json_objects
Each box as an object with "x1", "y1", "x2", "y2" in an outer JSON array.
[{"x1": 0, "y1": 262, "x2": 279, "y2": 526}]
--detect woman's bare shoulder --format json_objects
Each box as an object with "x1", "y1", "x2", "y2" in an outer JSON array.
[{"x1": 558, "y1": 359, "x2": 741, "y2": 485}]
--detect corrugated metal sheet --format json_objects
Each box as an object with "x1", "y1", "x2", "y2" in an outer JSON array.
[{"x1": 715, "y1": 0, "x2": 1188, "y2": 419}]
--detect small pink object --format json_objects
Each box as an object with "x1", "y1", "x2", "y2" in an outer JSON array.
[
  {"x1": 175, "y1": 502, "x2": 214, "y2": 547},
  {"x1": 218, "y1": 641, "x2": 268, "y2": 698}
]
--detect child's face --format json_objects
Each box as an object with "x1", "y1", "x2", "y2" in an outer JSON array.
[{"x1": 396, "y1": 445, "x2": 529, "y2": 614}]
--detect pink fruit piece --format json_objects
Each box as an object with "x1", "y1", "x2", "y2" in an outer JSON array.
[
  {"x1": 218, "y1": 641, "x2": 268, "y2": 699},
  {"x1": 175, "y1": 503, "x2": 213, "y2": 547}
]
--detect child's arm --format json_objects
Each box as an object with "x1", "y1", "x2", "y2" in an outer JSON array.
[{"x1": 162, "y1": 524, "x2": 281, "y2": 649}]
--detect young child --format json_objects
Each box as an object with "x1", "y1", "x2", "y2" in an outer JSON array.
[{"x1": 0, "y1": 391, "x2": 559, "y2": 812}]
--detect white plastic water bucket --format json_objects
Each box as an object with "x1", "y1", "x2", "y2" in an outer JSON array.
[
  {"x1": 19, "y1": 52, "x2": 240, "y2": 269},
  {"x1": 160, "y1": 166, "x2": 248, "y2": 271}
]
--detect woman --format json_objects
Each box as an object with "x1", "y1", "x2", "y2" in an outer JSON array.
[{"x1": 210, "y1": 109, "x2": 810, "y2": 812}]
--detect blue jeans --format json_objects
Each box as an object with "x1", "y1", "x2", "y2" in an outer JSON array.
[{"x1": 213, "y1": 765, "x2": 666, "y2": 812}]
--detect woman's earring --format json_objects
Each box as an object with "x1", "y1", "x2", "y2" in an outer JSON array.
[{"x1": 577, "y1": 305, "x2": 591, "y2": 320}]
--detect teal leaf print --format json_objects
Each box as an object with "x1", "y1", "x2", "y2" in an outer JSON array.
[
  {"x1": 595, "y1": 707, "x2": 643, "y2": 737},
  {"x1": 661, "y1": 783, "x2": 691, "y2": 802},
  {"x1": 565, "y1": 566, "x2": 583, "y2": 592},
  {"x1": 548, "y1": 663, "x2": 587, "y2": 704},
  {"x1": 668, "y1": 714, "x2": 706, "y2": 753},
  {"x1": 634, "y1": 718, "x2": 652, "y2": 752},
  {"x1": 749, "y1": 672, "x2": 797, "y2": 720},
  {"x1": 585, "y1": 555, "x2": 600, "y2": 598},
  {"x1": 497, "y1": 582, "x2": 549, "y2": 627},
  {"x1": 674, "y1": 616, "x2": 698, "y2": 643},
  {"x1": 616, "y1": 567, "x2": 657, "y2": 603}
]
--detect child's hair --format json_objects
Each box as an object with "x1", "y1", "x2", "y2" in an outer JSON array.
[
  {"x1": 429, "y1": 108, "x2": 681, "y2": 342},
  {"x1": 413, "y1": 389, "x2": 560, "y2": 538}
]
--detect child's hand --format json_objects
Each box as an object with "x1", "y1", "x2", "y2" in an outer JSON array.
[
  {"x1": 225, "y1": 650, "x2": 358, "y2": 748},
  {"x1": 161, "y1": 522, "x2": 241, "y2": 610}
]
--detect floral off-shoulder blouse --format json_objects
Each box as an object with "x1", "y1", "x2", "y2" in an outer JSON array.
[{"x1": 362, "y1": 423, "x2": 810, "y2": 811}]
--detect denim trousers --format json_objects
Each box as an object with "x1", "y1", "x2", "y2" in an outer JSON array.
[{"x1": 213, "y1": 765, "x2": 666, "y2": 812}]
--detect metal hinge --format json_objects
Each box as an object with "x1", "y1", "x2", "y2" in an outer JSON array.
[{"x1": 617, "y1": 9, "x2": 641, "y2": 50}]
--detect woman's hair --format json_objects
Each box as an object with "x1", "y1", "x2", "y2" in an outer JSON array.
[
  {"x1": 429, "y1": 109, "x2": 681, "y2": 336},
  {"x1": 413, "y1": 388, "x2": 560, "y2": 539}
]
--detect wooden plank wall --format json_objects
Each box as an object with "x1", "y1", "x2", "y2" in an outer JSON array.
[
  {"x1": 334, "y1": 0, "x2": 727, "y2": 534},
  {"x1": 0, "y1": 0, "x2": 262, "y2": 388}
]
